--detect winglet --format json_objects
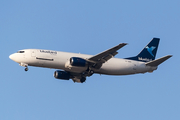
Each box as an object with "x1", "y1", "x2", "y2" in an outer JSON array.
[{"x1": 145, "y1": 55, "x2": 172, "y2": 66}]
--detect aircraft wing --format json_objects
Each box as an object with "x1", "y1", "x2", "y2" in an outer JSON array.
[
  {"x1": 69, "y1": 43, "x2": 127, "y2": 82},
  {"x1": 87, "y1": 43, "x2": 127, "y2": 68}
]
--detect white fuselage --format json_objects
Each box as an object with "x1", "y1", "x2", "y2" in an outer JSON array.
[{"x1": 9, "y1": 49, "x2": 157, "y2": 75}]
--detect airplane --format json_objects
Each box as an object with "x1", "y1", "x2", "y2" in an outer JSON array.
[{"x1": 9, "y1": 38, "x2": 172, "y2": 83}]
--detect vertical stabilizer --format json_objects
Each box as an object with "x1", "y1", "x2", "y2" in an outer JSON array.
[{"x1": 126, "y1": 38, "x2": 160, "y2": 62}]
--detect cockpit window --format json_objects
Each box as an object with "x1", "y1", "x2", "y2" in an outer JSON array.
[{"x1": 17, "y1": 51, "x2": 25, "y2": 53}]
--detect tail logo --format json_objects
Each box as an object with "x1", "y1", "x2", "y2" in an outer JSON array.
[{"x1": 146, "y1": 46, "x2": 156, "y2": 57}]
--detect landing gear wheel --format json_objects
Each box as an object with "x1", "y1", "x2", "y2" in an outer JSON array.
[
  {"x1": 80, "y1": 77, "x2": 86, "y2": 83},
  {"x1": 25, "y1": 67, "x2": 28, "y2": 71}
]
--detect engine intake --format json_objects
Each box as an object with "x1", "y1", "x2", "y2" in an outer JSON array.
[
  {"x1": 70, "y1": 57, "x2": 87, "y2": 67},
  {"x1": 54, "y1": 70, "x2": 70, "y2": 80}
]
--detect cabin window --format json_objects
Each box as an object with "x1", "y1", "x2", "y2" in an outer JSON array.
[{"x1": 17, "y1": 51, "x2": 25, "y2": 53}]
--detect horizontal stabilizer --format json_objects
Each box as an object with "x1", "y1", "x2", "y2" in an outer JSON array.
[{"x1": 145, "y1": 55, "x2": 172, "y2": 66}]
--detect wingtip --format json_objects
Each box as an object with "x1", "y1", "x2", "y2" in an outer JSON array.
[
  {"x1": 167, "y1": 55, "x2": 173, "y2": 58},
  {"x1": 120, "y1": 43, "x2": 128, "y2": 45},
  {"x1": 169, "y1": 55, "x2": 173, "y2": 58}
]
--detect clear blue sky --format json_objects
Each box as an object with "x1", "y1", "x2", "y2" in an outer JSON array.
[{"x1": 1, "y1": 0, "x2": 179, "y2": 120}]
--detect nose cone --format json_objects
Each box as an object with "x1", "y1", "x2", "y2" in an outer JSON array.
[
  {"x1": 9, "y1": 53, "x2": 18, "y2": 62},
  {"x1": 9, "y1": 54, "x2": 14, "y2": 60}
]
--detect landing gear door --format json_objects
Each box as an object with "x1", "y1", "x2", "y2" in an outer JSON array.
[{"x1": 31, "y1": 50, "x2": 36, "y2": 57}]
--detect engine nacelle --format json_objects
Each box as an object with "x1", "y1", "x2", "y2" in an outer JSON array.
[
  {"x1": 54, "y1": 70, "x2": 70, "y2": 80},
  {"x1": 70, "y1": 57, "x2": 87, "y2": 67}
]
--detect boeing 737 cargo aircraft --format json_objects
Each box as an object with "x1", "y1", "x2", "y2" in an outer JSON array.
[{"x1": 9, "y1": 38, "x2": 172, "y2": 83}]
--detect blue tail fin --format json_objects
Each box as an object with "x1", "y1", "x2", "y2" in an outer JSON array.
[{"x1": 126, "y1": 38, "x2": 160, "y2": 62}]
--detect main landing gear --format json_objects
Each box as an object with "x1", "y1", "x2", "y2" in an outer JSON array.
[
  {"x1": 83, "y1": 70, "x2": 94, "y2": 77},
  {"x1": 85, "y1": 67, "x2": 94, "y2": 76},
  {"x1": 89, "y1": 70, "x2": 94, "y2": 75},
  {"x1": 80, "y1": 77, "x2": 86, "y2": 83}
]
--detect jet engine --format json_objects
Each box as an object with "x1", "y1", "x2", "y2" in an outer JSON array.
[
  {"x1": 65, "y1": 57, "x2": 88, "y2": 73},
  {"x1": 70, "y1": 57, "x2": 87, "y2": 67},
  {"x1": 54, "y1": 70, "x2": 70, "y2": 80}
]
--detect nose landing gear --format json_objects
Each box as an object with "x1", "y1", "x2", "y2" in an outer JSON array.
[
  {"x1": 20, "y1": 63, "x2": 29, "y2": 71},
  {"x1": 25, "y1": 67, "x2": 28, "y2": 71}
]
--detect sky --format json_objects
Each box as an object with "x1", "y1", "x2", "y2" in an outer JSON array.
[{"x1": 0, "y1": 0, "x2": 179, "y2": 120}]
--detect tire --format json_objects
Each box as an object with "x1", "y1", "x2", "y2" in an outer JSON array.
[
  {"x1": 80, "y1": 77, "x2": 86, "y2": 83},
  {"x1": 25, "y1": 68, "x2": 28, "y2": 71}
]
